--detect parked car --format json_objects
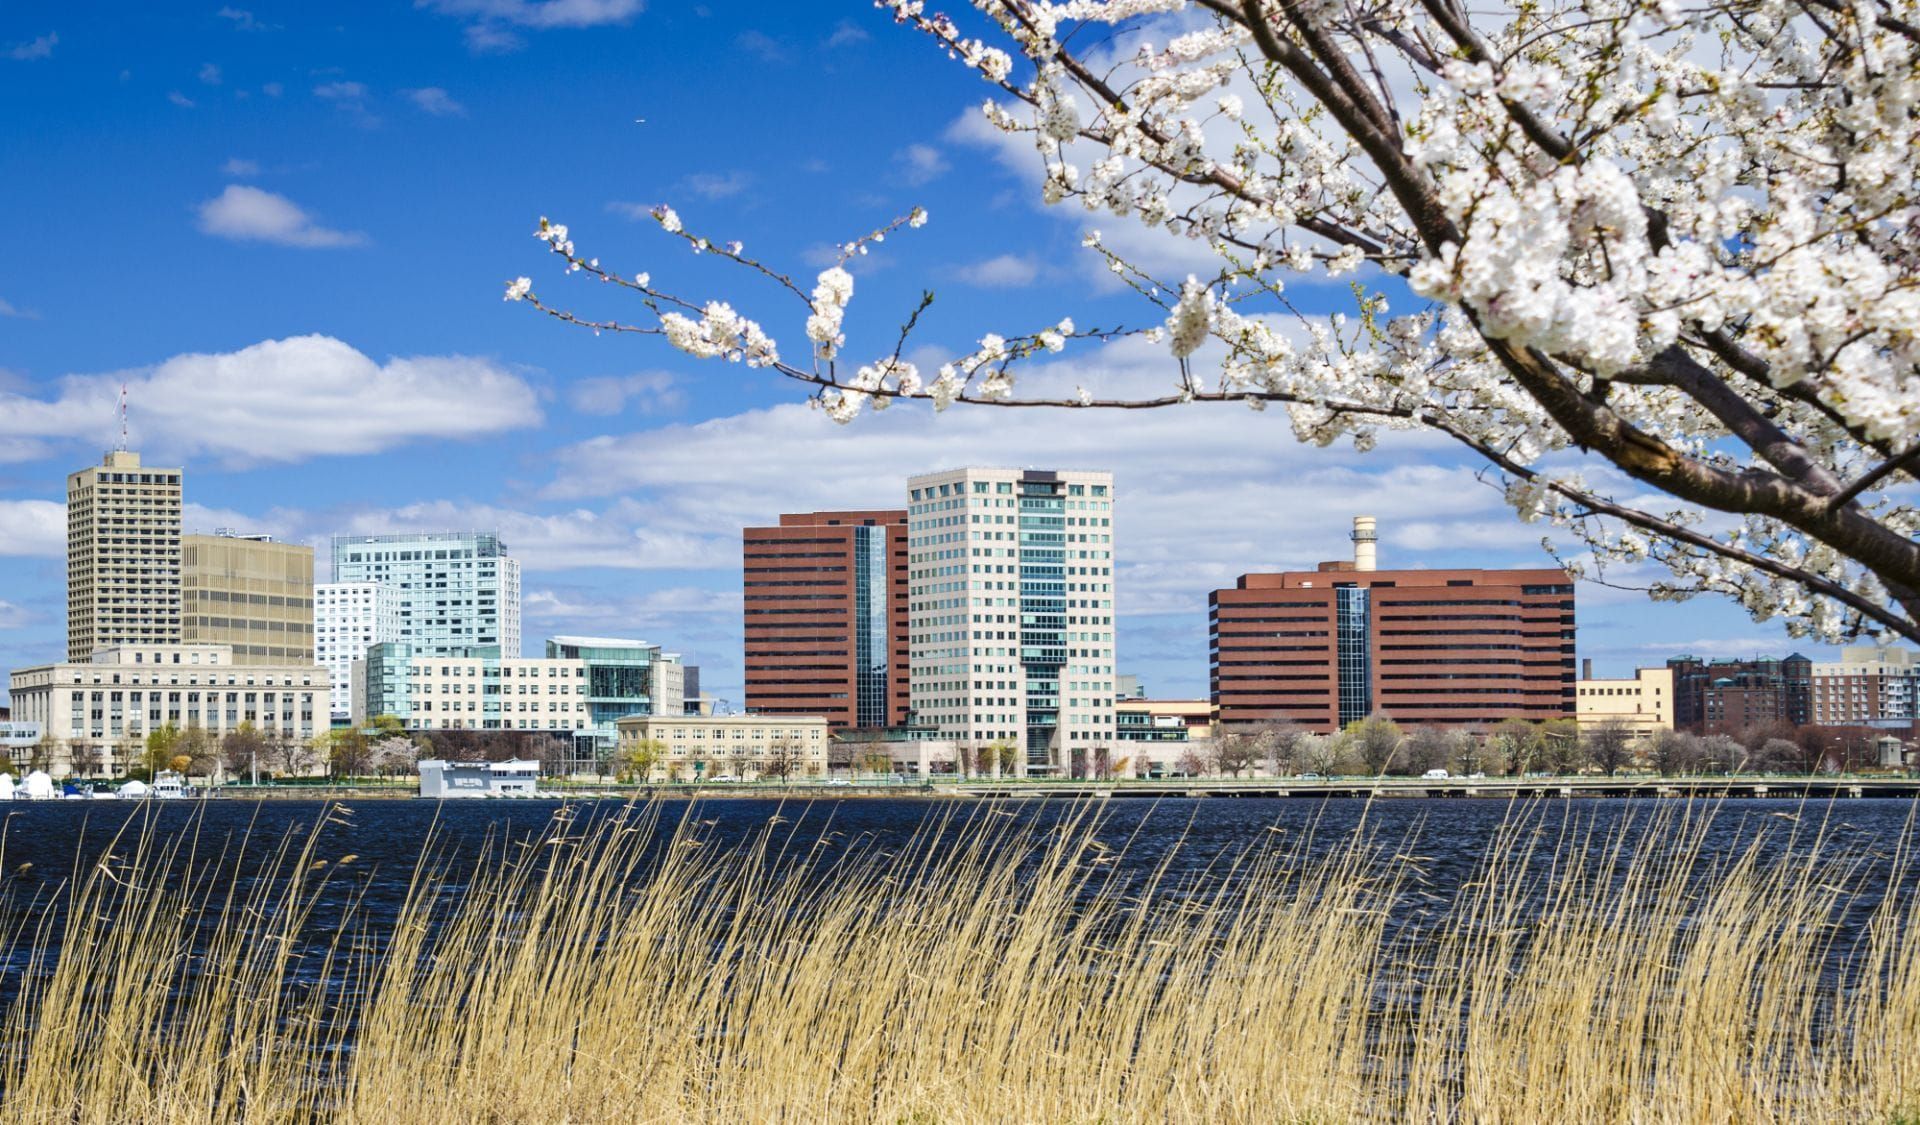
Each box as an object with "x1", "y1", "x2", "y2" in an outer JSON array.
[
  {"x1": 710, "y1": 773, "x2": 739, "y2": 783},
  {"x1": 1422, "y1": 769, "x2": 1451, "y2": 780},
  {"x1": 824, "y1": 777, "x2": 852, "y2": 787}
]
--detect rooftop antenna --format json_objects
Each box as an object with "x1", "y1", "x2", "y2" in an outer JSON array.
[{"x1": 115, "y1": 383, "x2": 128, "y2": 453}]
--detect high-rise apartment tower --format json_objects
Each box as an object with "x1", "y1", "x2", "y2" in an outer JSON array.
[
  {"x1": 330, "y1": 532, "x2": 521, "y2": 657},
  {"x1": 67, "y1": 451, "x2": 183, "y2": 660},
  {"x1": 315, "y1": 581, "x2": 402, "y2": 719}
]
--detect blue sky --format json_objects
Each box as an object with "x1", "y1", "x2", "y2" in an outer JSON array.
[{"x1": 0, "y1": 1, "x2": 1837, "y2": 706}]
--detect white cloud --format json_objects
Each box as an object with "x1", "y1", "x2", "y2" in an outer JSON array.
[
  {"x1": 463, "y1": 24, "x2": 523, "y2": 53},
  {"x1": 262, "y1": 81, "x2": 283, "y2": 97},
  {"x1": 196, "y1": 185, "x2": 367, "y2": 248},
  {"x1": 405, "y1": 86, "x2": 466, "y2": 116},
  {"x1": 0, "y1": 297, "x2": 39, "y2": 320},
  {"x1": 324, "y1": 499, "x2": 734, "y2": 573},
  {"x1": 313, "y1": 80, "x2": 378, "y2": 125},
  {"x1": 681, "y1": 171, "x2": 749, "y2": 199},
  {"x1": 956, "y1": 253, "x2": 1041, "y2": 288},
  {"x1": 423, "y1": 0, "x2": 643, "y2": 29},
  {"x1": 168, "y1": 91, "x2": 196, "y2": 108},
  {"x1": 825, "y1": 21, "x2": 868, "y2": 48},
  {"x1": 0, "y1": 335, "x2": 541, "y2": 467},
  {"x1": 526, "y1": 585, "x2": 737, "y2": 622},
  {"x1": 220, "y1": 156, "x2": 261, "y2": 176},
  {"x1": 7, "y1": 33, "x2": 56, "y2": 61},
  {"x1": 217, "y1": 7, "x2": 268, "y2": 31},
  {"x1": 0, "y1": 501, "x2": 66, "y2": 558},
  {"x1": 198, "y1": 62, "x2": 222, "y2": 85},
  {"x1": 895, "y1": 143, "x2": 948, "y2": 186},
  {"x1": 567, "y1": 371, "x2": 682, "y2": 416},
  {"x1": 736, "y1": 30, "x2": 787, "y2": 61},
  {"x1": 605, "y1": 200, "x2": 656, "y2": 221}
]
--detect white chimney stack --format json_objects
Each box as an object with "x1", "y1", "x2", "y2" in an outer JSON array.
[{"x1": 1351, "y1": 515, "x2": 1377, "y2": 572}]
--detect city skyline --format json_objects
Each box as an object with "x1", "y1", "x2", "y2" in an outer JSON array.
[
  {"x1": 0, "y1": 440, "x2": 1861, "y2": 711},
  {"x1": 0, "y1": 3, "x2": 1862, "y2": 708}
]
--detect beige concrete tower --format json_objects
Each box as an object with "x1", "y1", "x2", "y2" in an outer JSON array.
[
  {"x1": 66, "y1": 451, "x2": 184, "y2": 660},
  {"x1": 182, "y1": 531, "x2": 315, "y2": 665}
]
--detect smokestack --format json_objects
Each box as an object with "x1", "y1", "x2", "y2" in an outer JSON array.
[
  {"x1": 1583, "y1": 658, "x2": 1593, "y2": 680},
  {"x1": 1351, "y1": 515, "x2": 1377, "y2": 572}
]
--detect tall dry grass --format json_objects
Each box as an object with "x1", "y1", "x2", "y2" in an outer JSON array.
[{"x1": 0, "y1": 798, "x2": 1915, "y2": 1123}]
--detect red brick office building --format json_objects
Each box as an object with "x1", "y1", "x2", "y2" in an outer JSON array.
[
  {"x1": 1209, "y1": 518, "x2": 1577, "y2": 732},
  {"x1": 743, "y1": 511, "x2": 909, "y2": 729}
]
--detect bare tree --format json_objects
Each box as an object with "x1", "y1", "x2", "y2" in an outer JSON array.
[
  {"x1": 1295, "y1": 735, "x2": 1340, "y2": 778},
  {"x1": 1251, "y1": 719, "x2": 1307, "y2": 777},
  {"x1": 1452, "y1": 731, "x2": 1492, "y2": 778},
  {"x1": 1650, "y1": 730, "x2": 1704, "y2": 778},
  {"x1": 1751, "y1": 738, "x2": 1806, "y2": 775},
  {"x1": 1342, "y1": 716, "x2": 1403, "y2": 776},
  {"x1": 1701, "y1": 734, "x2": 1750, "y2": 775},
  {"x1": 763, "y1": 737, "x2": 804, "y2": 782},
  {"x1": 1581, "y1": 720, "x2": 1636, "y2": 777},
  {"x1": 68, "y1": 740, "x2": 101, "y2": 778},
  {"x1": 1210, "y1": 732, "x2": 1260, "y2": 778},
  {"x1": 222, "y1": 724, "x2": 268, "y2": 779},
  {"x1": 1403, "y1": 727, "x2": 1457, "y2": 775}
]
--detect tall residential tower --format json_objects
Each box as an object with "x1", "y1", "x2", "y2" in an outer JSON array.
[
  {"x1": 906, "y1": 468, "x2": 1116, "y2": 775},
  {"x1": 315, "y1": 581, "x2": 402, "y2": 720},
  {"x1": 66, "y1": 451, "x2": 183, "y2": 660},
  {"x1": 329, "y1": 532, "x2": 521, "y2": 657}
]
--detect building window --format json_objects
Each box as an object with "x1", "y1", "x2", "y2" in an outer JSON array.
[{"x1": 1336, "y1": 585, "x2": 1372, "y2": 727}]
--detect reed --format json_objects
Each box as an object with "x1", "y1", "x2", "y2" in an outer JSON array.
[{"x1": 0, "y1": 798, "x2": 1914, "y2": 1123}]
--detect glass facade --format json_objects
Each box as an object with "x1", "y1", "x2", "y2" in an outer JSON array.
[
  {"x1": 853, "y1": 525, "x2": 890, "y2": 729},
  {"x1": 362, "y1": 642, "x2": 414, "y2": 721},
  {"x1": 1018, "y1": 481, "x2": 1067, "y2": 769},
  {"x1": 545, "y1": 637, "x2": 684, "y2": 753},
  {"x1": 1335, "y1": 585, "x2": 1372, "y2": 727}
]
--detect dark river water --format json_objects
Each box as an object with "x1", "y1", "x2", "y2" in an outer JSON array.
[{"x1": 0, "y1": 794, "x2": 1911, "y2": 940}]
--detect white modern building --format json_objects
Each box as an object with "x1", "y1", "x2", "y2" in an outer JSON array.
[
  {"x1": 8, "y1": 645, "x2": 328, "y2": 777},
  {"x1": 905, "y1": 468, "x2": 1117, "y2": 776},
  {"x1": 330, "y1": 532, "x2": 521, "y2": 657},
  {"x1": 353, "y1": 644, "x2": 588, "y2": 737},
  {"x1": 544, "y1": 636, "x2": 686, "y2": 752},
  {"x1": 316, "y1": 582, "x2": 402, "y2": 720}
]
